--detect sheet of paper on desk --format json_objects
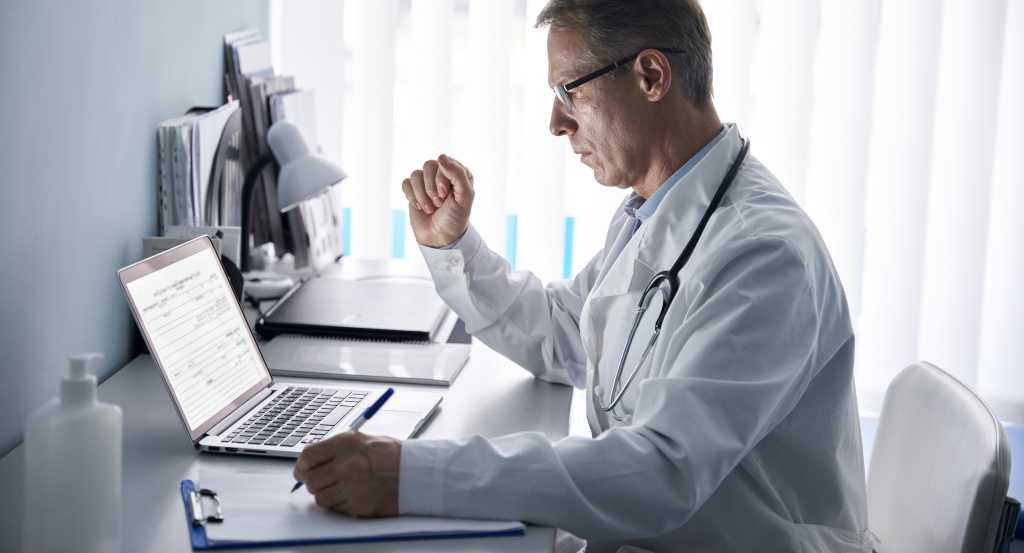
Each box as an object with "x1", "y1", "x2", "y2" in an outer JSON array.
[{"x1": 196, "y1": 462, "x2": 524, "y2": 543}]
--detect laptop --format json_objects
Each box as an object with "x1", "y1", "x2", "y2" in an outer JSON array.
[
  {"x1": 255, "y1": 277, "x2": 451, "y2": 341},
  {"x1": 117, "y1": 235, "x2": 442, "y2": 458}
]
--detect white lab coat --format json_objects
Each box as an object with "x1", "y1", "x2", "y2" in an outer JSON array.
[{"x1": 400, "y1": 125, "x2": 873, "y2": 553}]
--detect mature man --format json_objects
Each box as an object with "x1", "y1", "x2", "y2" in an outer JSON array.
[{"x1": 294, "y1": 1, "x2": 873, "y2": 551}]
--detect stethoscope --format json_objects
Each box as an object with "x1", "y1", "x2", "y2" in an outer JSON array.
[{"x1": 597, "y1": 137, "x2": 750, "y2": 413}]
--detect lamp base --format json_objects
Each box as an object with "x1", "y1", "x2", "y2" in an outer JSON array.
[{"x1": 243, "y1": 271, "x2": 295, "y2": 300}]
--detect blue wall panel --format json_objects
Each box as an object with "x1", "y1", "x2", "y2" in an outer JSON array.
[{"x1": 0, "y1": 0, "x2": 270, "y2": 455}]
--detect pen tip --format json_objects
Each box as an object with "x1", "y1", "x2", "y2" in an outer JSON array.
[{"x1": 291, "y1": 481, "x2": 303, "y2": 493}]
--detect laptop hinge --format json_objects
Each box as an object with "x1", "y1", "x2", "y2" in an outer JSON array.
[{"x1": 206, "y1": 387, "x2": 275, "y2": 437}]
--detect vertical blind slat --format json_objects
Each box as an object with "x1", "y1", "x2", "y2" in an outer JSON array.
[
  {"x1": 515, "y1": 0, "x2": 567, "y2": 282},
  {"x1": 855, "y1": 0, "x2": 945, "y2": 409},
  {"x1": 804, "y1": 0, "x2": 881, "y2": 321},
  {"x1": 397, "y1": 0, "x2": 457, "y2": 255},
  {"x1": 347, "y1": 0, "x2": 399, "y2": 258},
  {"x1": 976, "y1": 0, "x2": 1024, "y2": 421},
  {"x1": 747, "y1": 0, "x2": 821, "y2": 205},
  {"x1": 703, "y1": 0, "x2": 758, "y2": 126},
  {"x1": 461, "y1": 0, "x2": 514, "y2": 254},
  {"x1": 917, "y1": 0, "x2": 1008, "y2": 388}
]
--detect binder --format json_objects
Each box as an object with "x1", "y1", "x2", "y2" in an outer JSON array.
[
  {"x1": 180, "y1": 476, "x2": 524, "y2": 550},
  {"x1": 256, "y1": 278, "x2": 452, "y2": 342}
]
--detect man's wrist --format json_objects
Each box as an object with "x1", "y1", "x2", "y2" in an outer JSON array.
[{"x1": 424, "y1": 227, "x2": 469, "y2": 250}]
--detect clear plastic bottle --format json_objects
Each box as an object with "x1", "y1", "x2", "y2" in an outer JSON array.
[{"x1": 23, "y1": 353, "x2": 122, "y2": 553}]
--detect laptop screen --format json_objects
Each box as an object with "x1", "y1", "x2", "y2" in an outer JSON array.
[{"x1": 118, "y1": 236, "x2": 271, "y2": 441}]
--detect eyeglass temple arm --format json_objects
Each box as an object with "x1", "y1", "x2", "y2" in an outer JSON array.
[
  {"x1": 563, "y1": 53, "x2": 638, "y2": 91},
  {"x1": 563, "y1": 48, "x2": 685, "y2": 92}
]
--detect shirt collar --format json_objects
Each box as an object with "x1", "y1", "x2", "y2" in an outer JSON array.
[{"x1": 626, "y1": 125, "x2": 728, "y2": 224}]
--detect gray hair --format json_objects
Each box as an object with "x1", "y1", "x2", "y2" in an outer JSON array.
[{"x1": 535, "y1": 0, "x2": 713, "y2": 107}]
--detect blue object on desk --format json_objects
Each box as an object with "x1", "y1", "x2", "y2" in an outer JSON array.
[
  {"x1": 291, "y1": 387, "x2": 395, "y2": 493},
  {"x1": 179, "y1": 478, "x2": 524, "y2": 550},
  {"x1": 356, "y1": 387, "x2": 395, "y2": 426}
]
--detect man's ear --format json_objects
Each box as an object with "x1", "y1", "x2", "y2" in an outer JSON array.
[{"x1": 634, "y1": 50, "x2": 673, "y2": 103}]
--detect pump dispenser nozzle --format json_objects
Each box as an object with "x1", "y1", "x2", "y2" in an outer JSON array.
[{"x1": 62, "y1": 353, "x2": 103, "y2": 403}]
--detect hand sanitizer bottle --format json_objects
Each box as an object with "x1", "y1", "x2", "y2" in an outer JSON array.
[{"x1": 23, "y1": 353, "x2": 122, "y2": 553}]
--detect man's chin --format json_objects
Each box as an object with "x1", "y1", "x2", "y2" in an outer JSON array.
[{"x1": 591, "y1": 169, "x2": 629, "y2": 190}]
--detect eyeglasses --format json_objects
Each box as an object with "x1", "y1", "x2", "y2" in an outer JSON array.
[{"x1": 552, "y1": 48, "x2": 684, "y2": 112}]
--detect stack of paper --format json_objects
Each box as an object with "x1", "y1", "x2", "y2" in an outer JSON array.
[
  {"x1": 156, "y1": 102, "x2": 240, "y2": 233},
  {"x1": 157, "y1": 113, "x2": 200, "y2": 231},
  {"x1": 223, "y1": 29, "x2": 297, "y2": 252},
  {"x1": 193, "y1": 102, "x2": 240, "y2": 226}
]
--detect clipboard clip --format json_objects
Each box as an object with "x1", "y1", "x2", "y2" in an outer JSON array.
[{"x1": 189, "y1": 487, "x2": 224, "y2": 526}]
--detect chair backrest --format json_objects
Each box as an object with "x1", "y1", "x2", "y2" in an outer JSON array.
[{"x1": 868, "y1": 362, "x2": 1011, "y2": 553}]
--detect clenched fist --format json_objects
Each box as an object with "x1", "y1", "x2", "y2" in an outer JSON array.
[{"x1": 401, "y1": 154, "x2": 475, "y2": 248}]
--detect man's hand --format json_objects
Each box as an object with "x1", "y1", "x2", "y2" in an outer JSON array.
[
  {"x1": 401, "y1": 154, "x2": 475, "y2": 247},
  {"x1": 293, "y1": 432, "x2": 401, "y2": 518}
]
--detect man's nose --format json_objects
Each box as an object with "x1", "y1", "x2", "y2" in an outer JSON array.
[{"x1": 549, "y1": 98, "x2": 577, "y2": 137}]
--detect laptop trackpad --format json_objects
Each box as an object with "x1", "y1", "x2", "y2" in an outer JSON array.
[{"x1": 359, "y1": 393, "x2": 442, "y2": 439}]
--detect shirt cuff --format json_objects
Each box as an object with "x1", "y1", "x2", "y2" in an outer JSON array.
[
  {"x1": 418, "y1": 225, "x2": 484, "y2": 277},
  {"x1": 435, "y1": 228, "x2": 469, "y2": 250},
  {"x1": 398, "y1": 439, "x2": 450, "y2": 515}
]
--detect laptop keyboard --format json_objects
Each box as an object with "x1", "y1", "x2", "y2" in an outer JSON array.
[{"x1": 223, "y1": 386, "x2": 367, "y2": 448}]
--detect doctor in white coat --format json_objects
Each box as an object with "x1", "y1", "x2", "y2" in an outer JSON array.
[{"x1": 294, "y1": 1, "x2": 873, "y2": 551}]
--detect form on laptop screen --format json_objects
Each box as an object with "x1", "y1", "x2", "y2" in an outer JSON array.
[{"x1": 123, "y1": 241, "x2": 268, "y2": 432}]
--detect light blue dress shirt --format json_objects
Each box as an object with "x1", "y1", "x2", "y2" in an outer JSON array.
[{"x1": 624, "y1": 125, "x2": 727, "y2": 233}]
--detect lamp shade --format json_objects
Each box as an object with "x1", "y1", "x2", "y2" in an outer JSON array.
[{"x1": 267, "y1": 120, "x2": 346, "y2": 211}]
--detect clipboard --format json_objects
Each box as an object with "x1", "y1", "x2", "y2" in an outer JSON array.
[{"x1": 180, "y1": 479, "x2": 525, "y2": 550}]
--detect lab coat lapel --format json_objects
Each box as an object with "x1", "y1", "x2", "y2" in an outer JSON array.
[
  {"x1": 635, "y1": 125, "x2": 745, "y2": 271},
  {"x1": 582, "y1": 124, "x2": 746, "y2": 435},
  {"x1": 583, "y1": 125, "x2": 744, "y2": 357},
  {"x1": 579, "y1": 210, "x2": 636, "y2": 358},
  {"x1": 589, "y1": 223, "x2": 641, "y2": 300}
]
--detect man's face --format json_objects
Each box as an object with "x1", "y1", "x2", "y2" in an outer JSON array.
[{"x1": 547, "y1": 27, "x2": 646, "y2": 189}]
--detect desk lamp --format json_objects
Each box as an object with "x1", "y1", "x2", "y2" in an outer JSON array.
[{"x1": 240, "y1": 120, "x2": 346, "y2": 272}]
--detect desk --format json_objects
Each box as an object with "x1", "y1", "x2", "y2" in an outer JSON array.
[{"x1": 0, "y1": 338, "x2": 571, "y2": 551}]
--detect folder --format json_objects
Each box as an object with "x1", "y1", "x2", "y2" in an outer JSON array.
[
  {"x1": 181, "y1": 463, "x2": 524, "y2": 549},
  {"x1": 256, "y1": 278, "x2": 451, "y2": 342}
]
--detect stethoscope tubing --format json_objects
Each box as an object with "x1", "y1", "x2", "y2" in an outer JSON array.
[{"x1": 598, "y1": 137, "x2": 751, "y2": 413}]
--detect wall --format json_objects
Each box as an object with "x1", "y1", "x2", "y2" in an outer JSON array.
[{"x1": 0, "y1": 0, "x2": 269, "y2": 456}]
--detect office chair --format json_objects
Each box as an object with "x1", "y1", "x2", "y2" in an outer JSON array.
[{"x1": 867, "y1": 361, "x2": 1017, "y2": 553}]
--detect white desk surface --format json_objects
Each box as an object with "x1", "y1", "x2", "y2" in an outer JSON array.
[{"x1": 0, "y1": 341, "x2": 571, "y2": 552}]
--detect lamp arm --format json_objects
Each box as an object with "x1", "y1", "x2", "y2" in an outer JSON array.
[{"x1": 240, "y1": 153, "x2": 275, "y2": 273}]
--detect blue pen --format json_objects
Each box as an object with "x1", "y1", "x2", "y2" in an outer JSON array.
[{"x1": 291, "y1": 387, "x2": 395, "y2": 493}]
